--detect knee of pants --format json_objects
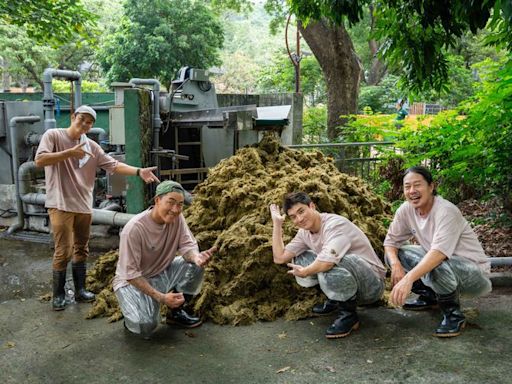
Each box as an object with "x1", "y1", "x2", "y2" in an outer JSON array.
[
  {"x1": 295, "y1": 275, "x2": 319, "y2": 288},
  {"x1": 124, "y1": 317, "x2": 158, "y2": 336},
  {"x1": 52, "y1": 247, "x2": 73, "y2": 270}
]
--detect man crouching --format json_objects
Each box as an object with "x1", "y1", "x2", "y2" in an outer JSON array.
[
  {"x1": 113, "y1": 180, "x2": 216, "y2": 338},
  {"x1": 270, "y1": 192, "x2": 386, "y2": 339}
]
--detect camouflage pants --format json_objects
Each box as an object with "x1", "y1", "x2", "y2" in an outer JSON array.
[
  {"x1": 392, "y1": 245, "x2": 492, "y2": 296},
  {"x1": 293, "y1": 251, "x2": 384, "y2": 304},
  {"x1": 115, "y1": 256, "x2": 204, "y2": 336}
]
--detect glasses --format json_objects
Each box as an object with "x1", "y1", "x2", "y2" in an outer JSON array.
[{"x1": 166, "y1": 198, "x2": 184, "y2": 209}]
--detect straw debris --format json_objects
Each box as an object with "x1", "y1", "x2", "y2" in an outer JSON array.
[{"x1": 87, "y1": 133, "x2": 391, "y2": 325}]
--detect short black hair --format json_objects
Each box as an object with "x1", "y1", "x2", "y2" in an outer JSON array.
[
  {"x1": 283, "y1": 192, "x2": 312, "y2": 214},
  {"x1": 404, "y1": 166, "x2": 437, "y2": 195}
]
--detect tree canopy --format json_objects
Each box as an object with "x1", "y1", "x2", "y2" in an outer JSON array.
[
  {"x1": 288, "y1": 0, "x2": 512, "y2": 93},
  {"x1": 98, "y1": 0, "x2": 224, "y2": 90},
  {"x1": 0, "y1": 0, "x2": 98, "y2": 46}
]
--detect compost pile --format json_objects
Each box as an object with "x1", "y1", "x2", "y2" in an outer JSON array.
[{"x1": 87, "y1": 133, "x2": 391, "y2": 325}]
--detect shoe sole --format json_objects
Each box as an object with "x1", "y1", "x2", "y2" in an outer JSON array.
[
  {"x1": 325, "y1": 321, "x2": 360, "y2": 339},
  {"x1": 432, "y1": 321, "x2": 466, "y2": 338},
  {"x1": 75, "y1": 298, "x2": 95, "y2": 303},
  {"x1": 403, "y1": 304, "x2": 439, "y2": 311},
  {"x1": 166, "y1": 320, "x2": 203, "y2": 329},
  {"x1": 311, "y1": 311, "x2": 338, "y2": 317},
  {"x1": 52, "y1": 306, "x2": 66, "y2": 311}
]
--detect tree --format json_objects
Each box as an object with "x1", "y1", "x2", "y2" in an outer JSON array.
[
  {"x1": 256, "y1": 53, "x2": 326, "y2": 106},
  {"x1": 257, "y1": 0, "x2": 512, "y2": 140},
  {"x1": 0, "y1": 0, "x2": 97, "y2": 46},
  {"x1": 98, "y1": 0, "x2": 224, "y2": 90}
]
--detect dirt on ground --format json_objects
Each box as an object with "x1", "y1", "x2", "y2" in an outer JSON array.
[
  {"x1": 458, "y1": 198, "x2": 512, "y2": 258},
  {"x1": 86, "y1": 133, "x2": 391, "y2": 324}
]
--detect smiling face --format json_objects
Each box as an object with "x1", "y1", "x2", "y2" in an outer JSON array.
[
  {"x1": 151, "y1": 191, "x2": 185, "y2": 225},
  {"x1": 286, "y1": 202, "x2": 321, "y2": 232},
  {"x1": 403, "y1": 171, "x2": 435, "y2": 215},
  {"x1": 68, "y1": 113, "x2": 95, "y2": 139}
]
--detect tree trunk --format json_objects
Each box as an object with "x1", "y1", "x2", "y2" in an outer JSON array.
[
  {"x1": 366, "y1": 4, "x2": 386, "y2": 86},
  {"x1": 366, "y1": 39, "x2": 386, "y2": 85},
  {"x1": 299, "y1": 19, "x2": 362, "y2": 141}
]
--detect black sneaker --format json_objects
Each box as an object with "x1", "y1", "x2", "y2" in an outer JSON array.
[{"x1": 166, "y1": 308, "x2": 202, "y2": 328}]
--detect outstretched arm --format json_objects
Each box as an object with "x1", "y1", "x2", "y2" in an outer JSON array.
[{"x1": 114, "y1": 164, "x2": 160, "y2": 184}]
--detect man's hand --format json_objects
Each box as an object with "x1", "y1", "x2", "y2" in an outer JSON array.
[
  {"x1": 193, "y1": 246, "x2": 217, "y2": 267},
  {"x1": 287, "y1": 263, "x2": 306, "y2": 278},
  {"x1": 389, "y1": 275, "x2": 414, "y2": 307},
  {"x1": 67, "y1": 142, "x2": 94, "y2": 160},
  {"x1": 270, "y1": 204, "x2": 285, "y2": 225},
  {"x1": 139, "y1": 166, "x2": 160, "y2": 184},
  {"x1": 390, "y1": 263, "x2": 406, "y2": 288},
  {"x1": 161, "y1": 292, "x2": 185, "y2": 308}
]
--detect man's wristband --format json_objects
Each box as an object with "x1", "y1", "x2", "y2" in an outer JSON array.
[{"x1": 136, "y1": 168, "x2": 140, "y2": 177}]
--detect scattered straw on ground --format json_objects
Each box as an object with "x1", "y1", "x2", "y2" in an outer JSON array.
[{"x1": 87, "y1": 133, "x2": 391, "y2": 325}]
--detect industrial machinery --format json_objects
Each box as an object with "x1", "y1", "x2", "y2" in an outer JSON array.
[{"x1": 0, "y1": 67, "x2": 300, "y2": 240}]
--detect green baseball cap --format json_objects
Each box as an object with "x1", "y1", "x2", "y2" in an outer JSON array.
[{"x1": 154, "y1": 180, "x2": 185, "y2": 198}]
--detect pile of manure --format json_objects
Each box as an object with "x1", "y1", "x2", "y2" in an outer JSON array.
[{"x1": 87, "y1": 133, "x2": 391, "y2": 325}]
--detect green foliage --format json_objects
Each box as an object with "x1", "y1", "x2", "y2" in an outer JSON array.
[
  {"x1": 394, "y1": 56, "x2": 512, "y2": 206},
  {"x1": 256, "y1": 53, "x2": 326, "y2": 106},
  {"x1": 358, "y1": 75, "x2": 401, "y2": 113},
  {"x1": 302, "y1": 105, "x2": 327, "y2": 143},
  {"x1": 0, "y1": 0, "x2": 98, "y2": 46},
  {"x1": 98, "y1": 0, "x2": 224, "y2": 90},
  {"x1": 51, "y1": 79, "x2": 108, "y2": 93}
]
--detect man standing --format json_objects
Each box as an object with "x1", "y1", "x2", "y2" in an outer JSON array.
[
  {"x1": 384, "y1": 166, "x2": 491, "y2": 337},
  {"x1": 113, "y1": 180, "x2": 216, "y2": 338},
  {"x1": 35, "y1": 105, "x2": 159, "y2": 311},
  {"x1": 270, "y1": 192, "x2": 386, "y2": 339}
]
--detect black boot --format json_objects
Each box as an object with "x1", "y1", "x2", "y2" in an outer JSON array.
[
  {"x1": 52, "y1": 270, "x2": 67, "y2": 311},
  {"x1": 166, "y1": 293, "x2": 202, "y2": 328},
  {"x1": 325, "y1": 297, "x2": 360, "y2": 339},
  {"x1": 434, "y1": 291, "x2": 466, "y2": 338},
  {"x1": 71, "y1": 262, "x2": 95, "y2": 303},
  {"x1": 312, "y1": 299, "x2": 341, "y2": 316},
  {"x1": 403, "y1": 280, "x2": 437, "y2": 311}
]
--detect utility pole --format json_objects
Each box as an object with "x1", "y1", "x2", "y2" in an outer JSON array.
[{"x1": 286, "y1": 14, "x2": 302, "y2": 94}]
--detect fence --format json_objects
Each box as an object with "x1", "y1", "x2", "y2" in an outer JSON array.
[{"x1": 287, "y1": 141, "x2": 395, "y2": 183}]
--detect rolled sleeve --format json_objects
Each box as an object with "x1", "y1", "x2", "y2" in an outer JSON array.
[
  {"x1": 384, "y1": 204, "x2": 413, "y2": 248},
  {"x1": 118, "y1": 228, "x2": 144, "y2": 281},
  {"x1": 177, "y1": 216, "x2": 200, "y2": 256}
]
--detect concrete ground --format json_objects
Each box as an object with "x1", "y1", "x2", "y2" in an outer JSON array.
[{"x1": 1, "y1": 237, "x2": 511, "y2": 384}]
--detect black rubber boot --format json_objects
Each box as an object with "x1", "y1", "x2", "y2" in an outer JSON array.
[
  {"x1": 434, "y1": 291, "x2": 466, "y2": 338},
  {"x1": 71, "y1": 262, "x2": 95, "y2": 303},
  {"x1": 52, "y1": 270, "x2": 67, "y2": 311},
  {"x1": 312, "y1": 299, "x2": 341, "y2": 316},
  {"x1": 166, "y1": 293, "x2": 202, "y2": 328},
  {"x1": 403, "y1": 280, "x2": 438, "y2": 311},
  {"x1": 325, "y1": 297, "x2": 360, "y2": 339}
]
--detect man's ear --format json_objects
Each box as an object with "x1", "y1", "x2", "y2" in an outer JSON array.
[{"x1": 309, "y1": 202, "x2": 316, "y2": 210}]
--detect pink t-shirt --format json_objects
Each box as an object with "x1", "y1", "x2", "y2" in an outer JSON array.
[
  {"x1": 384, "y1": 196, "x2": 490, "y2": 273},
  {"x1": 35, "y1": 129, "x2": 118, "y2": 213},
  {"x1": 285, "y1": 213, "x2": 386, "y2": 280},
  {"x1": 113, "y1": 209, "x2": 200, "y2": 291}
]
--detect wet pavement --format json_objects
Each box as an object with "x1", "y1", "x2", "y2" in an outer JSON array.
[{"x1": 1, "y1": 237, "x2": 511, "y2": 384}]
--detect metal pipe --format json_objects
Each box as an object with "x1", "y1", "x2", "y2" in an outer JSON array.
[
  {"x1": 15, "y1": 161, "x2": 135, "y2": 229},
  {"x1": 43, "y1": 68, "x2": 82, "y2": 130},
  {"x1": 7, "y1": 116, "x2": 41, "y2": 234},
  {"x1": 490, "y1": 257, "x2": 512, "y2": 267}
]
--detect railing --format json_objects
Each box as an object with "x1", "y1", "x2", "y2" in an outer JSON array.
[{"x1": 287, "y1": 141, "x2": 395, "y2": 183}]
